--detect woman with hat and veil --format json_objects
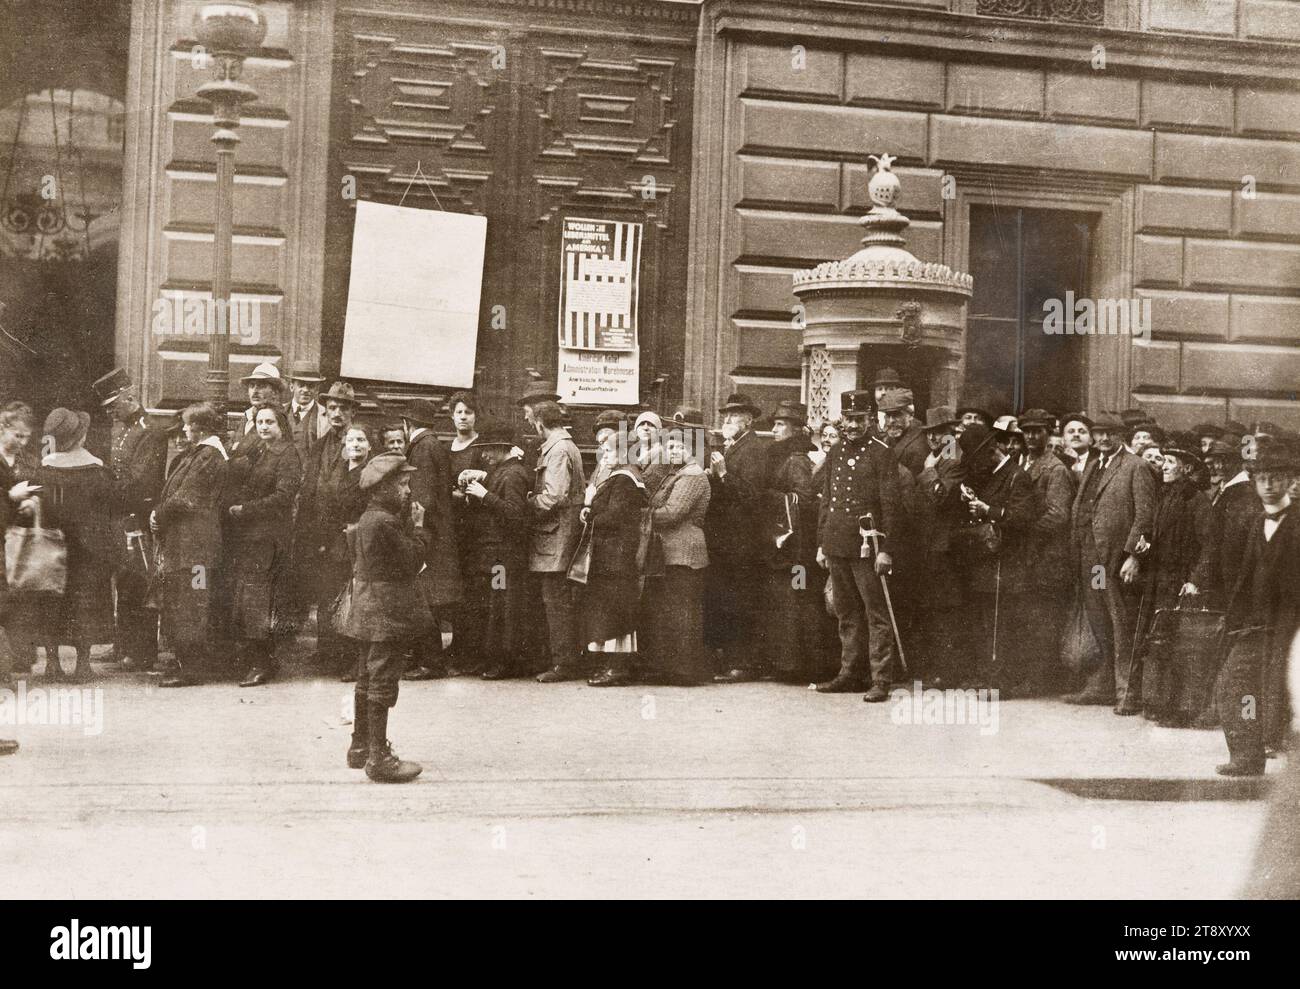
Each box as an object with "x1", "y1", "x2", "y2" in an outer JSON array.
[{"x1": 32, "y1": 408, "x2": 119, "y2": 681}]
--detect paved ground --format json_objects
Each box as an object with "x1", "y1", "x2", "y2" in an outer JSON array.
[{"x1": 0, "y1": 646, "x2": 1279, "y2": 899}]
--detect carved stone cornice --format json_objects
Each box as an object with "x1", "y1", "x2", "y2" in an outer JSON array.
[{"x1": 701, "y1": 0, "x2": 1300, "y2": 86}]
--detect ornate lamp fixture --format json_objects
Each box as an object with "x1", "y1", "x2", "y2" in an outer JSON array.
[{"x1": 193, "y1": 1, "x2": 267, "y2": 409}]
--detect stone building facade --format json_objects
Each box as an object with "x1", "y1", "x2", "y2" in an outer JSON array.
[{"x1": 7, "y1": 0, "x2": 1296, "y2": 430}]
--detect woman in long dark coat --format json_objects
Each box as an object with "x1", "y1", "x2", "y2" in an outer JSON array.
[
  {"x1": 225, "y1": 406, "x2": 302, "y2": 686},
  {"x1": 1138, "y1": 447, "x2": 1216, "y2": 725},
  {"x1": 584, "y1": 420, "x2": 648, "y2": 687},
  {"x1": 151, "y1": 402, "x2": 229, "y2": 687},
  {"x1": 762, "y1": 405, "x2": 834, "y2": 682},
  {"x1": 1, "y1": 401, "x2": 40, "y2": 682},
  {"x1": 639, "y1": 426, "x2": 712, "y2": 685},
  {"x1": 316, "y1": 424, "x2": 371, "y2": 679},
  {"x1": 32, "y1": 408, "x2": 119, "y2": 681}
]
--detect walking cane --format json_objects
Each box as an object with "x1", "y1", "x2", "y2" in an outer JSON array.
[
  {"x1": 860, "y1": 513, "x2": 908, "y2": 675},
  {"x1": 991, "y1": 556, "x2": 1001, "y2": 683}
]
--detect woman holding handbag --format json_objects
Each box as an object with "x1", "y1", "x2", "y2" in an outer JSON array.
[
  {"x1": 583, "y1": 416, "x2": 648, "y2": 687},
  {"x1": 225, "y1": 407, "x2": 303, "y2": 687},
  {"x1": 33, "y1": 408, "x2": 118, "y2": 682},
  {"x1": 637, "y1": 420, "x2": 712, "y2": 686}
]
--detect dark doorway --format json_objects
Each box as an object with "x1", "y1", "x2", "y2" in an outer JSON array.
[{"x1": 967, "y1": 205, "x2": 1094, "y2": 415}]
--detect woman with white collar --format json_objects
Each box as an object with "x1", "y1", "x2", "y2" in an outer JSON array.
[
  {"x1": 33, "y1": 407, "x2": 118, "y2": 682},
  {"x1": 150, "y1": 402, "x2": 230, "y2": 687}
]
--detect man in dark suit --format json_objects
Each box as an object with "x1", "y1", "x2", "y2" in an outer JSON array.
[
  {"x1": 94, "y1": 371, "x2": 170, "y2": 671},
  {"x1": 1207, "y1": 436, "x2": 1258, "y2": 603},
  {"x1": 286, "y1": 360, "x2": 328, "y2": 459},
  {"x1": 815, "y1": 389, "x2": 902, "y2": 700},
  {"x1": 879, "y1": 387, "x2": 928, "y2": 477},
  {"x1": 1064, "y1": 411, "x2": 1157, "y2": 713},
  {"x1": 1019, "y1": 409, "x2": 1076, "y2": 693},
  {"x1": 1215, "y1": 439, "x2": 1300, "y2": 776},
  {"x1": 957, "y1": 423, "x2": 1042, "y2": 692},
  {"x1": 706, "y1": 393, "x2": 772, "y2": 683},
  {"x1": 402, "y1": 399, "x2": 462, "y2": 680}
]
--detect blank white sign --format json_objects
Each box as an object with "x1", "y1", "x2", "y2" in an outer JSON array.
[{"x1": 340, "y1": 200, "x2": 486, "y2": 388}]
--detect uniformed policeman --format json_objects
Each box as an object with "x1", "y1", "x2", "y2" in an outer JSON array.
[
  {"x1": 814, "y1": 389, "x2": 903, "y2": 699},
  {"x1": 92, "y1": 369, "x2": 170, "y2": 671}
]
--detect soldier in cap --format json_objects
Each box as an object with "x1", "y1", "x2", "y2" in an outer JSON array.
[
  {"x1": 93, "y1": 369, "x2": 169, "y2": 670},
  {"x1": 341, "y1": 453, "x2": 430, "y2": 783},
  {"x1": 1215, "y1": 438, "x2": 1300, "y2": 775},
  {"x1": 814, "y1": 389, "x2": 902, "y2": 700}
]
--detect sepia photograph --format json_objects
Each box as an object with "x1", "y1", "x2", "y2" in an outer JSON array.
[{"x1": 0, "y1": 0, "x2": 1297, "y2": 940}]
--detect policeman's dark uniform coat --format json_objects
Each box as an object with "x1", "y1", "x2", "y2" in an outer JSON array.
[
  {"x1": 818, "y1": 418, "x2": 902, "y2": 687},
  {"x1": 109, "y1": 414, "x2": 169, "y2": 665}
]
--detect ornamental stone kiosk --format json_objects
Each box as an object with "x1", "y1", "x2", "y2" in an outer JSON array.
[{"x1": 793, "y1": 155, "x2": 972, "y2": 423}]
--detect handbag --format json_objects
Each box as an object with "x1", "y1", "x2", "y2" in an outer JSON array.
[
  {"x1": 637, "y1": 508, "x2": 664, "y2": 578},
  {"x1": 4, "y1": 499, "x2": 68, "y2": 594},
  {"x1": 566, "y1": 518, "x2": 594, "y2": 585},
  {"x1": 330, "y1": 579, "x2": 354, "y2": 636}
]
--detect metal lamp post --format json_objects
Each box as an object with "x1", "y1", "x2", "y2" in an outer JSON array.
[{"x1": 194, "y1": 2, "x2": 267, "y2": 410}]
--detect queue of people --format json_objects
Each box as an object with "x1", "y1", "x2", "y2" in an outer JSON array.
[{"x1": 1, "y1": 363, "x2": 1297, "y2": 781}]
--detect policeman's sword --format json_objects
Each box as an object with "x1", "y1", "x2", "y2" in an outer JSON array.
[{"x1": 859, "y1": 512, "x2": 908, "y2": 674}]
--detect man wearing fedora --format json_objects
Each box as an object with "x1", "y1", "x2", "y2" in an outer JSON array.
[
  {"x1": 93, "y1": 369, "x2": 170, "y2": 670},
  {"x1": 1213, "y1": 438, "x2": 1300, "y2": 776},
  {"x1": 706, "y1": 393, "x2": 771, "y2": 683},
  {"x1": 912, "y1": 406, "x2": 968, "y2": 685},
  {"x1": 527, "y1": 400, "x2": 587, "y2": 682},
  {"x1": 871, "y1": 367, "x2": 904, "y2": 433},
  {"x1": 231, "y1": 362, "x2": 288, "y2": 457},
  {"x1": 339, "y1": 452, "x2": 429, "y2": 783},
  {"x1": 457, "y1": 420, "x2": 531, "y2": 680},
  {"x1": 296, "y1": 381, "x2": 360, "y2": 667},
  {"x1": 402, "y1": 399, "x2": 462, "y2": 680},
  {"x1": 878, "y1": 387, "x2": 928, "y2": 477},
  {"x1": 815, "y1": 389, "x2": 902, "y2": 699},
  {"x1": 1064, "y1": 411, "x2": 1156, "y2": 713},
  {"x1": 1019, "y1": 409, "x2": 1076, "y2": 694},
  {"x1": 955, "y1": 395, "x2": 994, "y2": 435},
  {"x1": 286, "y1": 361, "x2": 328, "y2": 458}
]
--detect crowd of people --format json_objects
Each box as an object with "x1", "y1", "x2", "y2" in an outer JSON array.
[{"x1": 0, "y1": 361, "x2": 1296, "y2": 781}]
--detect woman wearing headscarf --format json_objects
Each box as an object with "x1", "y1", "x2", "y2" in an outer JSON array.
[
  {"x1": 761, "y1": 402, "x2": 834, "y2": 683},
  {"x1": 31, "y1": 408, "x2": 119, "y2": 681},
  {"x1": 584, "y1": 415, "x2": 648, "y2": 687},
  {"x1": 639, "y1": 416, "x2": 712, "y2": 685},
  {"x1": 316, "y1": 423, "x2": 372, "y2": 680},
  {"x1": 1137, "y1": 447, "x2": 1216, "y2": 725},
  {"x1": 225, "y1": 406, "x2": 303, "y2": 686},
  {"x1": 631, "y1": 410, "x2": 668, "y2": 500},
  {"x1": 151, "y1": 401, "x2": 229, "y2": 687}
]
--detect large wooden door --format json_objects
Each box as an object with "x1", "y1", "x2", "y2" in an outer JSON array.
[{"x1": 322, "y1": 0, "x2": 697, "y2": 425}]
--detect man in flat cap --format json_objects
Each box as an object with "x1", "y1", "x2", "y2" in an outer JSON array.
[
  {"x1": 879, "y1": 387, "x2": 928, "y2": 477},
  {"x1": 815, "y1": 389, "x2": 902, "y2": 700},
  {"x1": 1018, "y1": 409, "x2": 1076, "y2": 694},
  {"x1": 340, "y1": 452, "x2": 429, "y2": 783},
  {"x1": 1065, "y1": 411, "x2": 1156, "y2": 713}
]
